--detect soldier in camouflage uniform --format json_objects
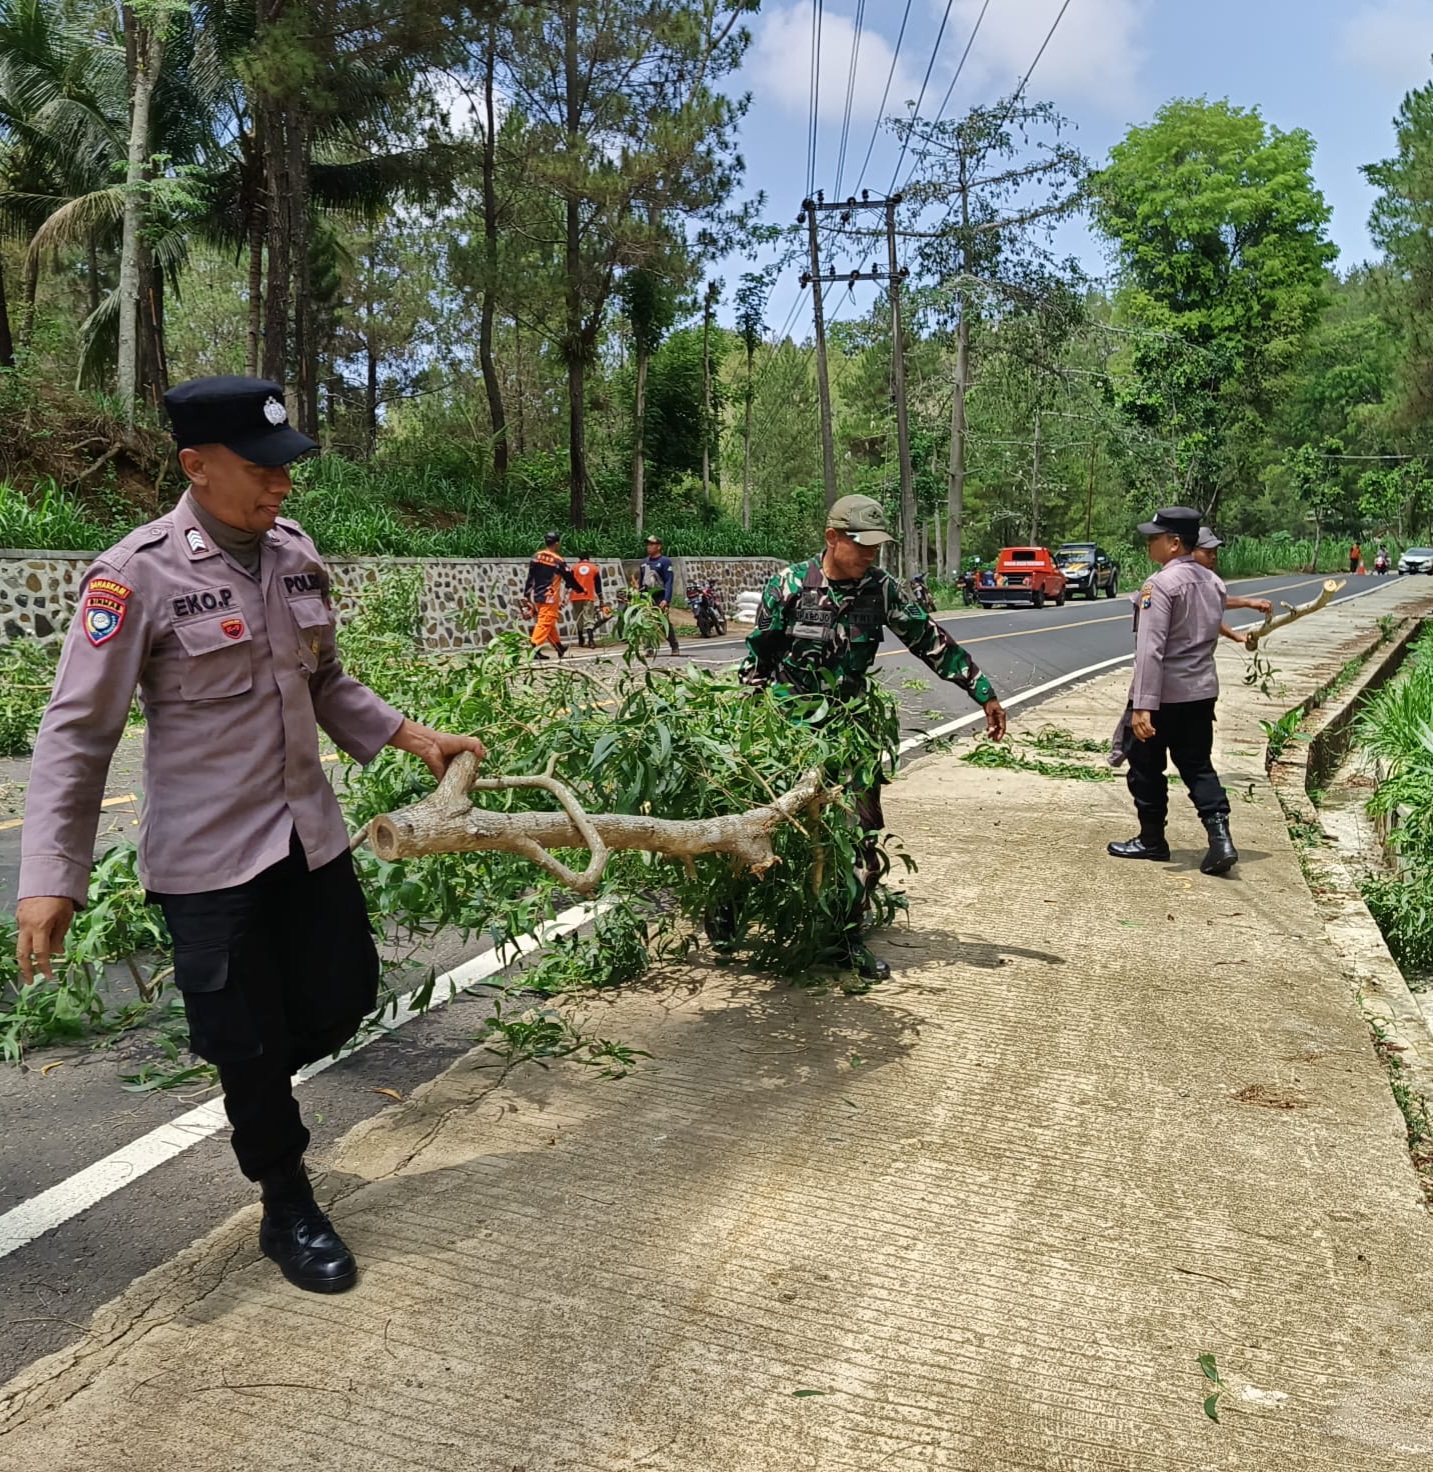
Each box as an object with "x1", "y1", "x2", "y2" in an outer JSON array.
[{"x1": 740, "y1": 494, "x2": 1006, "y2": 979}]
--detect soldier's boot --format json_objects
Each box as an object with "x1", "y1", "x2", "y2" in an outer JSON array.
[
  {"x1": 847, "y1": 941, "x2": 891, "y2": 982},
  {"x1": 1200, "y1": 815, "x2": 1238, "y2": 876},
  {"x1": 258, "y1": 1161, "x2": 357, "y2": 1294},
  {"x1": 1106, "y1": 830, "x2": 1171, "y2": 862}
]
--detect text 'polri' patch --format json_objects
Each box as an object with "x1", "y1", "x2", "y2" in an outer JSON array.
[{"x1": 282, "y1": 571, "x2": 325, "y2": 597}]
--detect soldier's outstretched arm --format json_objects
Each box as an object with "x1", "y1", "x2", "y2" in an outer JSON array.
[{"x1": 886, "y1": 587, "x2": 1006, "y2": 738}]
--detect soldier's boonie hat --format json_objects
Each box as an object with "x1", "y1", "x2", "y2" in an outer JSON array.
[
  {"x1": 1137, "y1": 506, "x2": 1201, "y2": 544},
  {"x1": 164, "y1": 375, "x2": 317, "y2": 467},
  {"x1": 828, "y1": 493, "x2": 897, "y2": 546},
  {"x1": 1196, "y1": 526, "x2": 1224, "y2": 550}
]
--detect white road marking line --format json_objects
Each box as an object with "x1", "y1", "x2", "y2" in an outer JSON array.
[
  {"x1": 0, "y1": 903, "x2": 598, "y2": 1261},
  {"x1": 0, "y1": 575, "x2": 1402, "y2": 1261}
]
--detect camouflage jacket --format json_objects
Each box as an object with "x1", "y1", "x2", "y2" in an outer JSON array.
[{"x1": 740, "y1": 559, "x2": 995, "y2": 704}]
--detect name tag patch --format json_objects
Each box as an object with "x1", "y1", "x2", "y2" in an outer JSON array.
[
  {"x1": 171, "y1": 586, "x2": 236, "y2": 619},
  {"x1": 282, "y1": 571, "x2": 325, "y2": 597}
]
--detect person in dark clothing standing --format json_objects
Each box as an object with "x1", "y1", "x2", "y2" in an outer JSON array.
[
  {"x1": 15, "y1": 376, "x2": 487, "y2": 1294},
  {"x1": 636, "y1": 535, "x2": 681, "y2": 656},
  {"x1": 1108, "y1": 506, "x2": 1238, "y2": 876}
]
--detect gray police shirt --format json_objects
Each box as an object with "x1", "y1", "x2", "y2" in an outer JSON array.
[
  {"x1": 1128, "y1": 555, "x2": 1227, "y2": 711},
  {"x1": 20, "y1": 491, "x2": 403, "y2": 904}
]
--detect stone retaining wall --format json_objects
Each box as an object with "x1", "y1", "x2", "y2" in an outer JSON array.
[{"x1": 0, "y1": 549, "x2": 787, "y2": 650}]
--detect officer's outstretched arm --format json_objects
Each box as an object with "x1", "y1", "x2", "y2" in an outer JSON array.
[{"x1": 18, "y1": 567, "x2": 153, "y2": 913}]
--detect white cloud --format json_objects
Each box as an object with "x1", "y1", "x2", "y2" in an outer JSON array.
[
  {"x1": 749, "y1": 4, "x2": 925, "y2": 128},
  {"x1": 943, "y1": 0, "x2": 1152, "y2": 117},
  {"x1": 1340, "y1": 1, "x2": 1433, "y2": 93}
]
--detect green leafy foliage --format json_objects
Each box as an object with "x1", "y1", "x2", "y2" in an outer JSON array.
[{"x1": 0, "y1": 637, "x2": 57, "y2": 756}]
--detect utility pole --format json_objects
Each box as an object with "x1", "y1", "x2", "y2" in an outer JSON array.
[
  {"x1": 945, "y1": 151, "x2": 970, "y2": 581},
  {"x1": 885, "y1": 196, "x2": 915, "y2": 576},
  {"x1": 802, "y1": 191, "x2": 907, "y2": 519},
  {"x1": 801, "y1": 196, "x2": 839, "y2": 510},
  {"x1": 1030, "y1": 406, "x2": 1042, "y2": 545}
]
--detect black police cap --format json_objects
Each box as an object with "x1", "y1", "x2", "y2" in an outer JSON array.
[
  {"x1": 1136, "y1": 506, "x2": 1201, "y2": 545},
  {"x1": 164, "y1": 376, "x2": 318, "y2": 467}
]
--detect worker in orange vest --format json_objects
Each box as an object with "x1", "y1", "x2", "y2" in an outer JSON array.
[
  {"x1": 523, "y1": 532, "x2": 581, "y2": 660},
  {"x1": 569, "y1": 550, "x2": 608, "y2": 649}
]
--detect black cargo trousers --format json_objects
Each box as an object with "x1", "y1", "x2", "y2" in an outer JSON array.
[
  {"x1": 151, "y1": 831, "x2": 380, "y2": 1180},
  {"x1": 1122, "y1": 698, "x2": 1230, "y2": 833}
]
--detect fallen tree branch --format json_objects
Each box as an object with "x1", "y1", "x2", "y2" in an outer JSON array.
[
  {"x1": 1243, "y1": 578, "x2": 1345, "y2": 650},
  {"x1": 363, "y1": 751, "x2": 827, "y2": 894}
]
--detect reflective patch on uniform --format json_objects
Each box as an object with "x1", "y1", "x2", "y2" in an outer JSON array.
[
  {"x1": 185, "y1": 526, "x2": 209, "y2": 555},
  {"x1": 220, "y1": 617, "x2": 246, "y2": 640},
  {"x1": 87, "y1": 576, "x2": 132, "y2": 601},
  {"x1": 82, "y1": 596, "x2": 126, "y2": 646},
  {"x1": 170, "y1": 586, "x2": 236, "y2": 619}
]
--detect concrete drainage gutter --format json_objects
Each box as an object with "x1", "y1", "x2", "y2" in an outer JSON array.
[{"x1": 1267, "y1": 613, "x2": 1433, "y2": 1147}]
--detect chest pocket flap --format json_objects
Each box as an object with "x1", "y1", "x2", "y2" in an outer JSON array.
[
  {"x1": 173, "y1": 615, "x2": 253, "y2": 701},
  {"x1": 286, "y1": 595, "x2": 330, "y2": 673}
]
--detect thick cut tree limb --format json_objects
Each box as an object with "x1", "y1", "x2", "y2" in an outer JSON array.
[
  {"x1": 1244, "y1": 579, "x2": 1345, "y2": 650},
  {"x1": 364, "y1": 752, "x2": 827, "y2": 894}
]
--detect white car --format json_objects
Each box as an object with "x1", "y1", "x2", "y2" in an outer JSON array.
[{"x1": 1398, "y1": 547, "x2": 1433, "y2": 575}]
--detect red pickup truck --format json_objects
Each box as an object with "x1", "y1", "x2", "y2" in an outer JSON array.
[{"x1": 975, "y1": 546, "x2": 1068, "y2": 609}]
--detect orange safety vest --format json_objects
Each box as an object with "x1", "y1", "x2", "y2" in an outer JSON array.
[{"x1": 571, "y1": 561, "x2": 600, "y2": 601}]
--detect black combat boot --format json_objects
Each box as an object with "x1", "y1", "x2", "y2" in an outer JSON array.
[
  {"x1": 555, "y1": 641, "x2": 569, "y2": 660},
  {"x1": 258, "y1": 1161, "x2": 358, "y2": 1294},
  {"x1": 1107, "y1": 832, "x2": 1171, "y2": 861},
  {"x1": 1200, "y1": 815, "x2": 1238, "y2": 876},
  {"x1": 847, "y1": 940, "x2": 891, "y2": 982}
]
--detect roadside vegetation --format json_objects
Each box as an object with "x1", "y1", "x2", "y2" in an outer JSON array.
[{"x1": 1357, "y1": 627, "x2": 1433, "y2": 977}]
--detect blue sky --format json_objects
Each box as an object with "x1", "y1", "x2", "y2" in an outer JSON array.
[{"x1": 725, "y1": 0, "x2": 1433, "y2": 332}]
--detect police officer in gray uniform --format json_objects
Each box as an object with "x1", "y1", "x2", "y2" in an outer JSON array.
[
  {"x1": 15, "y1": 376, "x2": 487, "y2": 1294},
  {"x1": 1107, "y1": 506, "x2": 1238, "y2": 876}
]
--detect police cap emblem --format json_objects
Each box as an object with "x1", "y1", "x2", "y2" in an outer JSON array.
[{"x1": 262, "y1": 395, "x2": 288, "y2": 427}]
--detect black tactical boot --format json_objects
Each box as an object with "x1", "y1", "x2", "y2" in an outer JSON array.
[
  {"x1": 259, "y1": 1162, "x2": 357, "y2": 1294},
  {"x1": 555, "y1": 641, "x2": 569, "y2": 660},
  {"x1": 1200, "y1": 816, "x2": 1238, "y2": 876},
  {"x1": 1107, "y1": 833, "x2": 1171, "y2": 861},
  {"x1": 848, "y1": 941, "x2": 891, "y2": 982},
  {"x1": 533, "y1": 648, "x2": 550, "y2": 661}
]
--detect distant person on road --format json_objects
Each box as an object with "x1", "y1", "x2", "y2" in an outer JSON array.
[
  {"x1": 636, "y1": 534, "x2": 681, "y2": 656},
  {"x1": 1191, "y1": 528, "x2": 1272, "y2": 642},
  {"x1": 570, "y1": 550, "x2": 608, "y2": 650},
  {"x1": 1350, "y1": 541, "x2": 1362, "y2": 575},
  {"x1": 1108, "y1": 506, "x2": 1237, "y2": 877},
  {"x1": 740, "y1": 494, "x2": 1007, "y2": 980},
  {"x1": 524, "y1": 531, "x2": 582, "y2": 660},
  {"x1": 1375, "y1": 543, "x2": 1390, "y2": 575},
  {"x1": 13, "y1": 376, "x2": 486, "y2": 1296}
]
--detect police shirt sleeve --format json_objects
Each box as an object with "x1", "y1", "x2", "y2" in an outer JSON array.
[
  {"x1": 1129, "y1": 579, "x2": 1174, "y2": 711},
  {"x1": 18, "y1": 565, "x2": 152, "y2": 906},
  {"x1": 885, "y1": 577, "x2": 995, "y2": 704},
  {"x1": 739, "y1": 568, "x2": 795, "y2": 687},
  {"x1": 305, "y1": 571, "x2": 404, "y2": 763}
]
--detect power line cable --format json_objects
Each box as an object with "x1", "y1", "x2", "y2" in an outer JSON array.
[
  {"x1": 887, "y1": 0, "x2": 957, "y2": 193},
  {"x1": 833, "y1": 0, "x2": 866, "y2": 198},
  {"x1": 895, "y1": 0, "x2": 993, "y2": 193},
  {"x1": 851, "y1": 0, "x2": 913, "y2": 198}
]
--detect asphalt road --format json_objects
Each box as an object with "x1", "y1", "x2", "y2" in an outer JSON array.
[{"x1": 0, "y1": 568, "x2": 1403, "y2": 1387}]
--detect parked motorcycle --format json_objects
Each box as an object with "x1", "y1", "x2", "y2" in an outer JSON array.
[
  {"x1": 687, "y1": 580, "x2": 727, "y2": 638},
  {"x1": 959, "y1": 571, "x2": 978, "y2": 607},
  {"x1": 905, "y1": 573, "x2": 937, "y2": 614}
]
